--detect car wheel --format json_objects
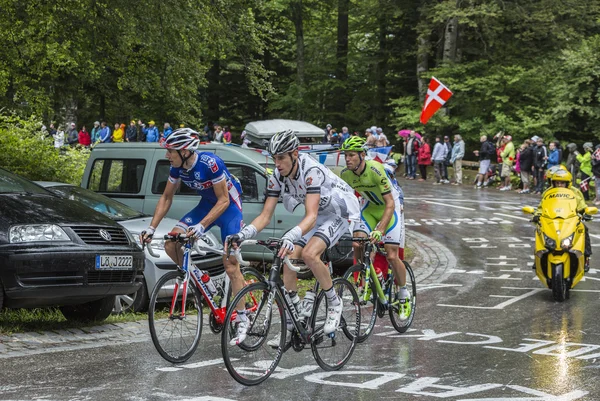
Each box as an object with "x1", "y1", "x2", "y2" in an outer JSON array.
[
  {"x1": 113, "y1": 279, "x2": 149, "y2": 314},
  {"x1": 60, "y1": 296, "x2": 116, "y2": 322}
]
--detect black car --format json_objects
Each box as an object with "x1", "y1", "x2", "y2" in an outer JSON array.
[{"x1": 0, "y1": 168, "x2": 145, "y2": 322}]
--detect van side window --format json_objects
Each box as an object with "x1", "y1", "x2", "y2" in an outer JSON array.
[
  {"x1": 152, "y1": 161, "x2": 197, "y2": 195},
  {"x1": 88, "y1": 159, "x2": 146, "y2": 193},
  {"x1": 227, "y1": 165, "x2": 266, "y2": 203}
]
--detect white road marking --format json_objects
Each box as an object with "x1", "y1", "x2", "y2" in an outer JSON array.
[
  {"x1": 423, "y1": 201, "x2": 476, "y2": 211},
  {"x1": 493, "y1": 213, "x2": 530, "y2": 221}
]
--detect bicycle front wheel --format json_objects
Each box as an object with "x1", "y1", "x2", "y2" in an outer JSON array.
[
  {"x1": 311, "y1": 277, "x2": 360, "y2": 371},
  {"x1": 221, "y1": 282, "x2": 285, "y2": 386},
  {"x1": 389, "y1": 261, "x2": 417, "y2": 333},
  {"x1": 148, "y1": 270, "x2": 203, "y2": 363},
  {"x1": 343, "y1": 264, "x2": 378, "y2": 343}
]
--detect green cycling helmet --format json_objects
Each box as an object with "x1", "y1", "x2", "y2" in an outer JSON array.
[{"x1": 340, "y1": 136, "x2": 366, "y2": 152}]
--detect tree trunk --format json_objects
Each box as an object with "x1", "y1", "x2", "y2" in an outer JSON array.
[
  {"x1": 206, "y1": 59, "x2": 221, "y2": 124},
  {"x1": 334, "y1": 0, "x2": 349, "y2": 121},
  {"x1": 375, "y1": 0, "x2": 389, "y2": 125},
  {"x1": 417, "y1": 32, "x2": 430, "y2": 104},
  {"x1": 443, "y1": 16, "x2": 458, "y2": 63},
  {"x1": 290, "y1": 0, "x2": 305, "y2": 120}
]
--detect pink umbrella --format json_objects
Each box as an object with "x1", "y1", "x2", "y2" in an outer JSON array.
[{"x1": 397, "y1": 130, "x2": 422, "y2": 140}]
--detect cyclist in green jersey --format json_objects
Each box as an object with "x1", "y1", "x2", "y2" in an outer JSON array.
[{"x1": 340, "y1": 136, "x2": 411, "y2": 320}]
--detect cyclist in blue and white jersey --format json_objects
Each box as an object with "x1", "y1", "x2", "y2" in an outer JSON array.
[{"x1": 140, "y1": 129, "x2": 247, "y2": 336}]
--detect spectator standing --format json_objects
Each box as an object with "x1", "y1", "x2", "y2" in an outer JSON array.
[
  {"x1": 144, "y1": 121, "x2": 159, "y2": 142},
  {"x1": 375, "y1": 128, "x2": 389, "y2": 147},
  {"x1": 90, "y1": 121, "x2": 101, "y2": 143},
  {"x1": 48, "y1": 123, "x2": 57, "y2": 138},
  {"x1": 322, "y1": 124, "x2": 332, "y2": 143},
  {"x1": 405, "y1": 131, "x2": 420, "y2": 179},
  {"x1": 213, "y1": 125, "x2": 223, "y2": 143},
  {"x1": 565, "y1": 143, "x2": 580, "y2": 179},
  {"x1": 78, "y1": 125, "x2": 91, "y2": 147},
  {"x1": 517, "y1": 141, "x2": 534, "y2": 194},
  {"x1": 341, "y1": 127, "x2": 350, "y2": 143},
  {"x1": 99, "y1": 121, "x2": 112, "y2": 143},
  {"x1": 365, "y1": 128, "x2": 377, "y2": 148},
  {"x1": 431, "y1": 135, "x2": 448, "y2": 185},
  {"x1": 113, "y1": 123, "x2": 125, "y2": 143},
  {"x1": 240, "y1": 130, "x2": 251, "y2": 148},
  {"x1": 222, "y1": 126, "x2": 232, "y2": 144},
  {"x1": 474, "y1": 135, "x2": 494, "y2": 189},
  {"x1": 137, "y1": 120, "x2": 146, "y2": 142},
  {"x1": 547, "y1": 142, "x2": 560, "y2": 169},
  {"x1": 441, "y1": 135, "x2": 452, "y2": 183},
  {"x1": 66, "y1": 123, "x2": 79, "y2": 147},
  {"x1": 576, "y1": 142, "x2": 594, "y2": 200},
  {"x1": 126, "y1": 120, "x2": 137, "y2": 142},
  {"x1": 53, "y1": 126, "x2": 65, "y2": 149},
  {"x1": 499, "y1": 135, "x2": 515, "y2": 191},
  {"x1": 450, "y1": 134, "x2": 465, "y2": 185},
  {"x1": 593, "y1": 144, "x2": 600, "y2": 206},
  {"x1": 532, "y1": 137, "x2": 547, "y2": 194},
  {"x1": 163, "y1": 122, "x2": 173, "y2": 139},
  {"x1": 417, "y1": 136, "x2": 431, "y2": 181}
]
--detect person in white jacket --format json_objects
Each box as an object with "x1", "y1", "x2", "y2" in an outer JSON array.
[{"x1": 53, "y1": 126, "x2": 65, "y2": 149}]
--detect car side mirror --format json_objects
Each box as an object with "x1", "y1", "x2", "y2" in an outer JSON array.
[
  {"x1": 522, "y1": 206, "x2": 535, "y2": 215},
  {"x1": 584, "y1": 206, "x2": 598, "y2": 215}
]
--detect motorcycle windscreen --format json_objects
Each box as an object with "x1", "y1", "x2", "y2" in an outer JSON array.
[{"x1": 540, "y1": 187, "x2": 578, "y2": 219}]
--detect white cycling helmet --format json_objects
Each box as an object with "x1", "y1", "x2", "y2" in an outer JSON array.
[
  {"x1": 268, "y1": 129, "x2": 299, "y2": 156},
  {"x1": 160, "y1": 128, "x2": 200, "y2": 151}
]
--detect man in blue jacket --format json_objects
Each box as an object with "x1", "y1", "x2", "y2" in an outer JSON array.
[
  {"x1": 450, "y1": 134, "x2": 465, "y2": 185},
  {"x1": 145, "y1": 120, "x2": 159, "y2": 142},
  {"x1": 99, "y1": 121, "x2": 112, "y2": 143}
]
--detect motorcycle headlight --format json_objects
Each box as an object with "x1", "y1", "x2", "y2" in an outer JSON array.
[
  {"x1": 9, "y1": 224, "x2": 70, "y2": 243},
  {"x1": 561, "y1": 233, "x2": 575, "y2": 250},
  {"x1": 543, "y1": 233, "x2": 557, "y2": 250}
]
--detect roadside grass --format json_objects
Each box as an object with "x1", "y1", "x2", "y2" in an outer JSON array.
[{"x1": 0, "y1": 308, "x2": 147, "y2": 336}]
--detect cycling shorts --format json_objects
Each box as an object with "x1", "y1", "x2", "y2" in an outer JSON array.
[
  {"x1": 294, "y1": 214, "x2": 352, "y2": 249},
  {"x1": 176, "y1": 200, "x2": 244, "y2": 243},
  {"x1": 354, "y1": 201, "x2": 405, "y2": 247}
]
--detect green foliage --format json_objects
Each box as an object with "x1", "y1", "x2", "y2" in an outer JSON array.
[{"x1": 0, "y1": 114, "x2": 89, "y2": 184}]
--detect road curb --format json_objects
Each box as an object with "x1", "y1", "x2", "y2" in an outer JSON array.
[{"x1": 406, "y1": 230, "x2": 456, "y2": 285}]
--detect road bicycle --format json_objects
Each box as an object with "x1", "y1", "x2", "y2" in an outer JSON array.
[
  {"x1": 343, "y1": 237, "x2": 416, "y2": 342},
  {"x1": 145, "y1": 232, "x2": 264, "y2": 363},
  {"x1": 221, "y1": 238, "x2": 360, "y2": 386}
]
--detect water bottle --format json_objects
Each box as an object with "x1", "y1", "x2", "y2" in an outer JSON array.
[
  {"x1": 300, "y1": 290, "x2": 315, "y2": 318},
  {"x1": 200, "y1": 272, "x2": 217, "y2": 295}
]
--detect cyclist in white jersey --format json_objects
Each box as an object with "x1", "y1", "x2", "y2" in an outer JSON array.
[{"x1": 227, "y1": 129, "x2": 360, "y2": 344}]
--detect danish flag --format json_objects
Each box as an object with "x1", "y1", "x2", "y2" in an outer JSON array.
[{"x1": 420, "y1": 77, "x2": 453, "y2": 125}]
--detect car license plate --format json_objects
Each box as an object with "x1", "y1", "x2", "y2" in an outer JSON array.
[{"x1": 95, "y1": 255, "x2": 133, "y2": 270}]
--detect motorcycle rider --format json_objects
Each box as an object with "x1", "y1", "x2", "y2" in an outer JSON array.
[{"x1": 535, "y1": 166, "x2": 592, "y2": 271}]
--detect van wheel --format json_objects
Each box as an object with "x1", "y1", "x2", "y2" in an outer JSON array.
[{"x1": 60, "y1": 296, "x2": 115, "y2": 322}]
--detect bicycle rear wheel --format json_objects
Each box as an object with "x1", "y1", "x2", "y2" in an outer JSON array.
[
  {"x1": 343, "y1": 264, "x2": 378, "y2": 343},
  {"x1": 221, "y1": 282, "x2": 285, "y2": 386},
  {"x1": 311, "y1": 277, "x2": 359, "y2": 371},
  {"x1": 389, "y1": 261, "x2": 416, "y2": 333},
  {"x1": 148, "y1": 270, "x2": 203, "y2": 363}
]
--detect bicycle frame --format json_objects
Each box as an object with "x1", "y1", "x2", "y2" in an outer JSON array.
[
  {"x1": 354, "y1": 239, "x2": 391, "y2": 306},
  {"x1": 150, "y1": 233, "x2": 257, "y2": 326}
]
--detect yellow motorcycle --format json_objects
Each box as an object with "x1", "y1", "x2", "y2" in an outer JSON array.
[{"x1": 523, "y1": 187, "x2": 597, "y2": 301}]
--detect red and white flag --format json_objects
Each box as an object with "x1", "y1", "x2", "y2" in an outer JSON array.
[{"x1": 420, "y1": 77, "x2": 453, "y2": 125}]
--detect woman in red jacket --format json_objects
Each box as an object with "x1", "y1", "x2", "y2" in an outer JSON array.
[
  {"x1": 417, "y1": 136, "x2": 432, "y2": 181},
  {"x1": 78, "y1": 125, "x2": 92, "y2": 148}
]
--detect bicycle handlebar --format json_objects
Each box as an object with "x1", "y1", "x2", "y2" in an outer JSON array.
[
  {"x1": 142, "y1": 232, "x2": 225, "y2": 259},
  {"x1": 233, "y1": 239, "x2": 301, "y2": 272}
]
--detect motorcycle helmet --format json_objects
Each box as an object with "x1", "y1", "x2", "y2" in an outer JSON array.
[{"x1": 550, "y1": 169, "x2": 572, "y2": 187}]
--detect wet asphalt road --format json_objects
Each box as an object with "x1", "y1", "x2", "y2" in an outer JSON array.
[{"x1": 2, "y1": 178, "x2": 600, "y2": 401}]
